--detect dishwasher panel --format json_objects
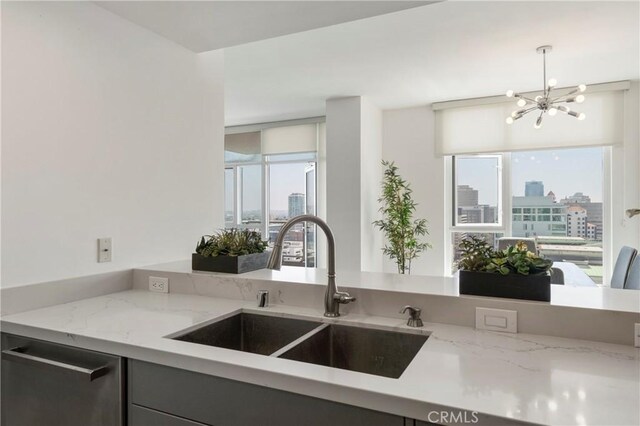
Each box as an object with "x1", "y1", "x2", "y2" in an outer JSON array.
[{"x1": 1, "y1": 333, "x2": 124, "y2": 426}]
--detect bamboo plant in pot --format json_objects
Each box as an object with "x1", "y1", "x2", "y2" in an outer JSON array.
[
  {"x1": 373, "y1": 160, "x2": 431, "y2": 274},
  {"x1": 457, "y1": 236, "x2": 553, "y2": 301},
  {"x1": 192, "y1": 229, "x2": 269, "y2": 274}
]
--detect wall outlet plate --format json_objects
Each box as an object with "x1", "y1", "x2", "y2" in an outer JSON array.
[
  {"x1": 635, "y1": 323, "x2": 640, "y2": 348},
  {"x1": 97, "y1": 238, "x2": 112, "y2": 263},
  {"x1": 475, "y1": 307, "x2": 517, "y2": 333},
  {"x1": 149, "y1": 276, "x2": 169, "y2": 293}
]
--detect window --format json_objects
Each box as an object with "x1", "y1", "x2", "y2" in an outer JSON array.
[
  {"x1": 451, "y1": 147, "x2": 606, "y2": 284},
  {"x1": 224, "y1": 122, "x2": 322, "y2": 268},
  {"x1": 267, "y1": 156, "x2": 317, "y2": 267},
  {"x1": 454, "y1": 156, "x2": 501, "y2": 225}
]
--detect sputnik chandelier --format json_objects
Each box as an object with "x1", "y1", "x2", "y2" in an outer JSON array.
[{"x1": 505, "y1": 45, "x2": 586, "y2": 128}]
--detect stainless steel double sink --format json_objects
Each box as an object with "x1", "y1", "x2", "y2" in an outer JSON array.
[{"x1": 170, "y1": 312, "x2": 429, "y2": 379}]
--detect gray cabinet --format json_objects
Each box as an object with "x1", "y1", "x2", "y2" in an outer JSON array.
[
  {"x1": 129, "y1": 359, "x2": 407, "y2": 426},
  {"x1": 1, "y1": 333, "x2": 124, "y2": 426},
  {"x1": 130, "y1": 405, "x2": 209, "y2": 426}
]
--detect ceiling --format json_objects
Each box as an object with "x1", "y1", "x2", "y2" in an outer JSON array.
[
  {"x1": 224, "y1": 1, "x2": 640, "y2": 125},
  {"x1": 95, "y1": 1, "x2": 431, "y2": 52}
]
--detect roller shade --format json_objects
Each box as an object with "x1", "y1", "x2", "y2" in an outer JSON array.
[
  {"x1": 262, "y1": 124, "x2": 317, "y2": 155},
  {"x1": 435, "y1": 83, "x2": 627, "y2": 156},
  {"x1": 224, "y1": 131, "x2": 261, "y2": 162}
]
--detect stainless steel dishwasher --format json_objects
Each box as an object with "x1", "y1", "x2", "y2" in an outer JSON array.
[{"x1": 1, "y1": 333, "x2": 124, "y2": 426}]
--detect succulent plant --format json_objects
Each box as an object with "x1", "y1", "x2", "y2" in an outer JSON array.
[
  {"x1": 195, "y1": 229, "x2": 267, "y2": 257},
  {"x1": 457, "y1": 236, "x2": 552, "y2": 276}
]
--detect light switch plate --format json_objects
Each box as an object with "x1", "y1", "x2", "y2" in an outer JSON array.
[
  {"x1": 97, "y1": 238, "x2": 112, "y2": 263},
  {"x1": 149, "y1": 276, "x2": 169, "y2": 293},
  {"x1": 635, "y1": 323, "x2": 640, "y2": 348},
  {"x1": 475, "y1": 307, "x2": 517, "y2": 333}
]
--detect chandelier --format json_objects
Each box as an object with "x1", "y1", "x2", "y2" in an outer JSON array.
[{"x1": 505, "y1": 45, "x2": 586, "y2": 128}]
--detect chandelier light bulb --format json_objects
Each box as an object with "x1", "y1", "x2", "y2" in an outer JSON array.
[
  {"x1": 577, "y1": 113, "x2": 586, "y2": 121},
  {"x1": 578, "y1": 84, "x2": 587, "y2": 92},
  {"x1": 506, "y1": 90, "x2": 514, "y2": 97},
  {"x1": 517, "y1": 99, "x2": 527, "y2": 107},
  {"x1": 548, "y1": 107, "x2": 558, "y2": 116},
  {"x1": 534, "y1": 116, "x2": 543, "y2": 129},
  {"x1": 506, "y1": 117, "x2": 514, "y2": 124},
  {"x1": 548, "y1": 78, "x2": 557, "y2": 88},
  {"x1": 575, "y1": 94, "x2": 585, "y2": 103},
  {"x1": 535, "y1": 95, "x2": 542, "y2": 102}
]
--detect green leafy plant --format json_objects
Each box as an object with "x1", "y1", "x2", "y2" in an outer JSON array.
[
  {"x1": 195, "y1": 229, "x2": 267, "y2": 257},
  {"x1": 373, "y1": 160, "x2": 431, "y2": 274},
  {"x1": 457, "y1": 237, "x2": 553, "y2": 276},
  {"x1": 457, "y1": 235, "x2": 494, "y2": 272}
]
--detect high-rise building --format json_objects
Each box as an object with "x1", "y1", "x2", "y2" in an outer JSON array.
[
  {"x1": 561, "y1": 192, "x2": 592, "y2": 204},
  {"x1": 559, "y1": 192, "x2": 602, "y2": 241},
  {"x1": 525, "y1": 181, "x2": 544, "y2": 197},
  {"x1": 567, "y1": 206, "x2": 588, "y2": 238},
  {"x1": 457, "y1": 185, "x2": 478, "y2": 206},
  {"x1": 512, "y1": 196, "x2": 566, "y2": 237},
  {"x1": 457, "y1": 205, "x2": 497, "y2": 224},
  {"x1": 288, "y1": 193, "x2": 305, "y2": 218}
]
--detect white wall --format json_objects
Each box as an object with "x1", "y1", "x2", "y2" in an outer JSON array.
[
  {"x1": 326, "y1": 96, "x2": 383, "y2": 273},
  {"x1": 326, "y1": 97, "x2": 362, "y2": 272},
  {"x1": 1, "y1": 2, "x2": 225, "y2": 287},
  {"x1": 360, "y1": 98, "x2": 383, "y2": 273},
  {"x1": 381, "y1": 106, "x2": 446, "y2": 276}
]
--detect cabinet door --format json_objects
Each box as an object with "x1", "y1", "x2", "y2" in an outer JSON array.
[
  {"x1": 130, "y1": 359, "x2": 405, "y2": 426},
  {"x1": 1, "y1": 333, "x2": 124, "y2": 426},
  {"x1": 130, "y1": 405, "x2": 210, "y2": 426}
]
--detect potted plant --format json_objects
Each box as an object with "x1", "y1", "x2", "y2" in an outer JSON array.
[
  {"x1": 192, "y1": 229, "x2": 269, "y2": 274},
  {"x1": 457, "y1": 236, "x2": 553, "y2": 302},
  {"x1": 373, "y1": 160, "x2": 431, "y2": 274}
]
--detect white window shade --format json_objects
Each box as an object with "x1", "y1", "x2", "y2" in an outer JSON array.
[
  {"x1": 262, "y1": 124, "x2": 317, "y2": 155},
  {"x1": 435, "y1": 84, "x2": 627, "y2": 156},
  {"x1": 225, "y1": 131, "x2": 260, "y2": 154},
  {"x1": 224, "y1": 131, "x2": 261, "y2": 163}
]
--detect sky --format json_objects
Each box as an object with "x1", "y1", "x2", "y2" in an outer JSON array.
[
  {"x1": 229, "y1": 146, "x2": 604, "y2": 215},
  {"x1": 227, "y1": 162, "x2": 309, "y2": 213},
  {"x1": 458, "y1": 147, "x2": 604, "y2": 206}
]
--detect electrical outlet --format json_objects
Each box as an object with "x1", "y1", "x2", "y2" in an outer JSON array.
[
  {"x1": 149, "y1": 276, "x2": 169, "y2": 293},
  {"x1": 635, "y1": 323, "x2": 640, "y2": 348},
  {"x1": 97, "y1": 238, "x2": 112, "y2": 263},
  {"x1": 475, "y1": 307, "x2": 517, "y2": 333}
]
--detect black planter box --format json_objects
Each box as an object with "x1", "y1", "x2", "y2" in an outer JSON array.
[
  {"x1": 192, "y1": 252, "x2": 270, "y2": 274},
  {"x1": 459, "y1": 270, "x2": 551, "y2": 302}
]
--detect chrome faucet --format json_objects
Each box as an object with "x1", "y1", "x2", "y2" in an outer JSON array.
[{"x1": 267, "y1": 214, "x2": 356, "y2": 317}]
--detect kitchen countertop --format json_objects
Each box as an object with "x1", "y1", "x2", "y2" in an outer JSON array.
[
  {"x1": 138, "y1": 260, "x2": 640, "y2": 313},
  {"x1": 1, "y1": 289, "x2": 638, "y2": 426}
]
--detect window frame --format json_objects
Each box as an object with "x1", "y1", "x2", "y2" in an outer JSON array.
[
  {"x1": 450, "y1": 154, "x2": 508, "y2": 232},
  {"x1": 446, "y1": 147, "x2": 611, "y2": 284},
  {"x1": 224, "y1": 152, "x2": 318, "y2": 235}
]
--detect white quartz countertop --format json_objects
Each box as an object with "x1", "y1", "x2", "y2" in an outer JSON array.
[
  {"x1": 139, "y1": 260, "x2": 640, "y2": 314},
  {"x1": 1, "y1": 290, "x2": 638, "y2": 426}
]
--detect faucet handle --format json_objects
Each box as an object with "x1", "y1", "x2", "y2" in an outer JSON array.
[
  {"x1": 334, "y1": 291, "x2": 356, "y2": 304},
  {"x1": 400, "y1": 305, "x2": 423, "y2": 327}
]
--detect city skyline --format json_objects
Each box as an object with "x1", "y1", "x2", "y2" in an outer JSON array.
[{"x1": 457, "y1": 147, "x2": 604, "y2": 206}]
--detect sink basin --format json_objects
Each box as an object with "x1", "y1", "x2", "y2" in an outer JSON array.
[
  {"x1": 278, "y1": 324, "x2": 428, "y2": 379},
  {"x1": 173, "y1": 312, "x2": 321, "y2": 356}
]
